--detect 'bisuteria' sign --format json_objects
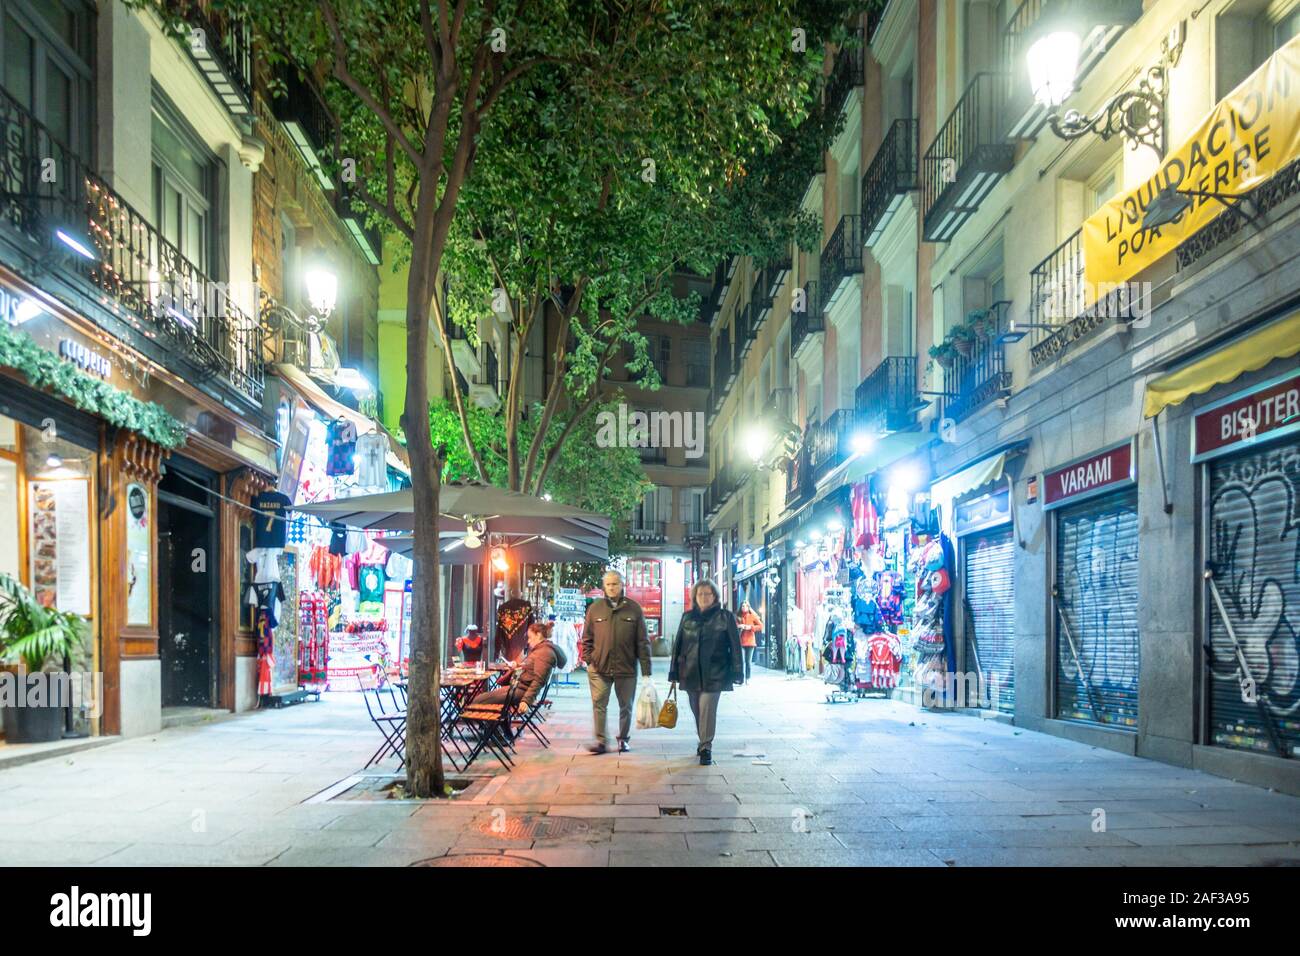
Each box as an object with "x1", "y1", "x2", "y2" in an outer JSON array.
[{"x1": 1081, "y1": 33, "x2": 1300, "y2": 293}]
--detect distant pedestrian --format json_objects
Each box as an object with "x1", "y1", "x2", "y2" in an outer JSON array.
[
  {"x1": 668, "y1": 579, "x2": 744, "y2": 765},
  {"x1": 736, "y1": 601, "x2": 764, "y2": 683},
  {"x1": 581, "y1": 570, "x2": 652, "y2": 754}
]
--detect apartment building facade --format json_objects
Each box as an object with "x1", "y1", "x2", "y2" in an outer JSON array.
[
  {"x1": 0, "y1": 0, "x2": 386, "y2": 738},
  {"x1": 705, "y1": 0, "x2": 1300, "y2": 794}
]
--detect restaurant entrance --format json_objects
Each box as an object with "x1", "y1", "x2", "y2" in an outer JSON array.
[{"x1": 157, "y1": 462, "x2": 220, "y2": 709}]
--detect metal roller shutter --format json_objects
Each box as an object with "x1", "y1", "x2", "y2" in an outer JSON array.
[
  {"x1": 0, "y1": 375, "x2": 99, "y2": 450},
  {"x1": 1054, "y1": 489, "x2": 1140, "y2": 729},
  {"x1": 963, "y1": 525, "x2": 1015, "y2": 713},
  {"x1": 1206, "y1": 442, "x2": 1300, "y2": 758}
]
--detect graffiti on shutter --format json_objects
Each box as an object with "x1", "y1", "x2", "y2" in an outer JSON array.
[
  {"x1": 1054, "y1": 489, "x2": 1140, "y2": 728},
  {"x1": 1207, "y1": 442, "x2": 1300, "y2": 758}
]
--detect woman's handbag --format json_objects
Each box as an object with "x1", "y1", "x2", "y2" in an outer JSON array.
[{"x1": 657, "y1": 683, "x2": 679, "y2": 729}]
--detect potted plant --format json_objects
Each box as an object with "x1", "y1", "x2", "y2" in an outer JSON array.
[
  {"x1": 965, "y1": 308, "x2": 991, "y2": 339},
  {"x1": 948, "y1": 324, "x2": 975, "y2": 357},
  {"x1": 928, "y1": 341, "x2": 957, "y2": 370},
  {"x1": 0, "y1": 574, "x2": 87, "y2": 743}
]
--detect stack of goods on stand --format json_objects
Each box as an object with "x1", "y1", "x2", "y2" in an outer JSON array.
[
  {"x1": 548, "y1": 587, "x2": 585, "y2": 684},
  {"x1": 907, "y1": 533, "x2": 956, "y2": 707}
]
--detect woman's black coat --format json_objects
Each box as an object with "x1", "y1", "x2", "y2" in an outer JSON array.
[{"x1": 668, "y1": 605, "x2": 745, "y2": 692}]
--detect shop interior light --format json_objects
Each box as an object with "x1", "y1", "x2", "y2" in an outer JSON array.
[
  {"x1": 55, "y1": 227, "x2": 97, "y2": 261},
  {"x1": 809, "y1": 529, "x2": 823, "y2": 542},
  {"x1": 304, "y1": 266, "x2": 338, "y2": 317},
  {"x1": 850, "y1": 431, "x2": 875, "y2": 455},
  {"x1": 12, "y1": 298, "x2": 41, "y2": 324},
  {"x1": 541, "y1": 535, "x2": 574, "y2": 550},
  {"x1": 826, "y1": 520, "x2": 843, "y2": 533},
  {"x1": 45, "y1": 455, "x2": 63, "y2": 469},
  {"x1": 890, "y1": 464, "x2": 921, "y2": 494},
  {"x1": 490, "y1": 546, "x2": 509, "y2": 572},
  {"x1": 743, "y1": 424, "x2": 771, "y2": 462},
  {"x1": 1026, "y1": 30, "x2": 1081, "y2": 107}
]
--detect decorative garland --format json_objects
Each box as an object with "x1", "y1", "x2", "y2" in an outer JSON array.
[{"x1": 0, "y1": 322, "x2": 187, "y2": 449}]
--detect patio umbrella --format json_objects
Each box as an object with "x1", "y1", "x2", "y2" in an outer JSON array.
[
  {"x1": 377, "y1": 532, "x2": 608, "y2": 565},
  {"x1": 294, "y1": 481, "x2": 611, "y2": 540}
]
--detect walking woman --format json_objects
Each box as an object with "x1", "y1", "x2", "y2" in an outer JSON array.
[
  {"x1": 736, "y1": 601, "x2": 764, "y2": 684},
  {"x1": 668, "y1": 579, "x2": 744, "y2": 765}
]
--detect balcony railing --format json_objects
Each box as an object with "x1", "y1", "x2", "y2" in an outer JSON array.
[
  {"x1": 168, "y1": 0, "x2": 253, "y2": 117},
  {"x1": 862, "y1": 118, "x2": 919, "y2": 247},
  {"x1": 854, "y1": 356, "x2": 917, "y2": 436},
  {"x1": 336, "y1": 182, "x2": 382, "y2": 265},
  {"x1": 763, "y1": 254, "x2": 792, "y2": 298},
  {"x1": 825, "y1": 27, "x2": 864, "y2": 119},
  {"x1": 711, "y1": 329, "x2": 733, "y2": 413},
  {"x1": 921, "y1": 72, "x2": 1014, "y2": 243},
  {"x1": 685, "y1": 362, "x2": 710, "y2": 388},
  {"x1": 707, "y1": 466, "x2": 738, "y2": 517},
  {"x1": 943, "y1": 301, "x2": 1012, "y2": 423},
  {"x1": 0, "y1": 87, "x2": 264, "y2": 406},
  {"x1": 272, "y1": 66, "x2": 337, "y2": 189},
  {"x1": 750, "y1": 270, "x2": 773, "y2": 333},
  {"x1": 820, "y1": 215, "x2": 863, "y2": 314},
  {"x1": 629, "y1": 521, "x2": 668, "y2": 544},
  {"x1": 791, "y1": 280, "x2": 824, "y2": 359},
  {"x1": 764, "y1": 386, "x2": 793, "y2": 423},
  {"x1": 735, "y1": 302, "x2": 755, "y2": 363},
  {"x1": 810, "y1": 408, "x2": 855, "y2": 483},
  {"x1": 785, "y1": 425, "x2": 815, "y2": 507}
]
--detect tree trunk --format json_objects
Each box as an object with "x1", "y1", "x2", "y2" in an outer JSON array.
[{"x1": 401, "y1": 206, "x2": 445, "y2": 799}]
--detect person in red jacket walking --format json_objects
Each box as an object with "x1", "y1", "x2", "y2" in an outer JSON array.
[{"x1": 736, "y1": 601, "x2": 764, "y2": 683}]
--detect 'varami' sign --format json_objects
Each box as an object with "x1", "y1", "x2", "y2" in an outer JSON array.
[
  {"x1": 1192, "y1": 369, "x2": 1300, "y2": 462},
  {"x1": 1081, "y1": 33, "x2": 1300, "y2": 292},
  {"x1": 1042, "y1": 441, "x2": 1135, "y2": 509}
]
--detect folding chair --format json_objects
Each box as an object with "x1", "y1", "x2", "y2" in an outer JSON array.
[
  {"x1": 510, "y1": 678, "x2": 552, "y2": 748},
  {"x1": 452, "y1": 676, "x2": 523, "y2": 771},
  {"x1": 363, "y1": 686, "x2": 406, "y2": 769}
]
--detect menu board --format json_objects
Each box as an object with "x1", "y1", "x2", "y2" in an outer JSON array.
[
  {"x1": 28, "y1": 480, "x2": 91, "y2": 615},
  {"x1": 125, "y1": 483, "x2": 151, "y2": 625}
]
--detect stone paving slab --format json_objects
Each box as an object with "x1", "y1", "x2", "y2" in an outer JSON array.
[{"x1": 1, "y1": 666, "x2": 1297, "y2": 866}]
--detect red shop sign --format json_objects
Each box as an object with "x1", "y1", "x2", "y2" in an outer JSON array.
[
  {"x1": 1042, "y1": 440, "x2": 1135, "y2": 510},
  {"x1": 1191, "y1": 369, "x2": 1300, "y2": 463}
]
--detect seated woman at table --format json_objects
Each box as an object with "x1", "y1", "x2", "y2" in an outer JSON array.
[{"x1": 472, "y1": 623, "x2": 565, "y2": 711}]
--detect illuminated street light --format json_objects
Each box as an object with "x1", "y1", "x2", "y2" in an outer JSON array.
[
  {"x1": 1027, "y1": 30, "x2": 1081, "y2": 108},
  {"x1": 850, "y1": 431, "x2": 875, "y2": 455},
  {"x1": 305, "y1": 265, "x2": 338, "y2": 317}
]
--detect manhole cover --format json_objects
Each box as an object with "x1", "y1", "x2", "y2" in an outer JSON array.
[
  {"x1": 475, "y1": 814, "x2": 591, "y2": 840},
  {"x1": 659, "y1": 807, "x2": 688, "y2": 816},
  {"x1": 413, "y1": 854, "x2": 545, "y2": 867}
]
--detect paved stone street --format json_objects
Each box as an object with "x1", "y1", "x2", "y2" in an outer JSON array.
[{"x1": 2, "y1": 663, "x2": 1298, "y2": 867}]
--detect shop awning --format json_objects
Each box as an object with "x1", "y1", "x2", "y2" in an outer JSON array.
[
  {"x1": 273, "y1": 363, "x2": 410, "y2": 471},
  {"x1": 1143, "y1": 310, "x2": 1300, "y2": 419},
  {"x1": 378, "y1": 532, "x2": 608, "y2": 565},
  {"x1": 931, "y1": 451, "x2": 1009, "y2": 509},
  {"x1": 842, "y1": 431, "x2": 933, "y2": 484}
]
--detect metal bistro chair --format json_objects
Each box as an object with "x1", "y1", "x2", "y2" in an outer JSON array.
[
  {"x1": 451, "y1": 674, "x2": 524, "y2": 771},
  {"x1": 363, "y1": 685, "x2": 407, "y2": 769},
  {"x1": 510, "y1": 677, "x2": 553, "y2": 749}
]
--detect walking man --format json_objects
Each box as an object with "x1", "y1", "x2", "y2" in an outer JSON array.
[{"x1": 582, "y1": 569, "x2": 652, "y2": 754}]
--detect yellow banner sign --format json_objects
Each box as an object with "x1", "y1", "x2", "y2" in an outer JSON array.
[{"x1": 1082, "y1": 33, "x2": 1300, "y2": 292}]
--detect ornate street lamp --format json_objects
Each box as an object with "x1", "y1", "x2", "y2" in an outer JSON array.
[{"x1": 1023, "y1": 1, "x2": 1182, "y2": 154}]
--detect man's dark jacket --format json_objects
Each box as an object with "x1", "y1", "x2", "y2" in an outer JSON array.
[{"x1": 581, "y1": 597, "x2": 652, "y2": 678}]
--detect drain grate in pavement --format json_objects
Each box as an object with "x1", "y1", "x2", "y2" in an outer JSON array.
[
  {"x1": 659, "y1": 807, "x2": 688, "y2": 816},
  {"x1": 475, "y1": 814, "x2": 590, "y2": 840},
  {"x1": 413, "y1": 854, "x2": 545, "y2": 867}
]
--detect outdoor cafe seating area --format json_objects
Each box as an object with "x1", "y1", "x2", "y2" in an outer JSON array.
[{"x1": 361, "y1": 660, "x2": 554, "y2": 774}]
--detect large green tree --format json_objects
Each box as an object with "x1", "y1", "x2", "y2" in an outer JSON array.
[{"x1": 145, "y1": 0, "x2": 860, "y2": 797}]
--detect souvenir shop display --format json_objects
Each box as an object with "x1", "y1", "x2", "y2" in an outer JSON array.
[
  {"x1": 297, "y1": 591, "x2": 329, "y2": 697},
  {"x1": 547, "y1": 587, "x2": 585, "y2": 686},
  {"x1": 325, "y1": 417, "x2": 358, "y2": 476},
  {"x1": 908, "y1": 534, "x2": 953, "y2": 704},
  {"x1": 819, "y1": 587, "x2": 857, "y2": 703},
  {"x1": 455, "y1": 626, "x2": 486, "y2": 663}
]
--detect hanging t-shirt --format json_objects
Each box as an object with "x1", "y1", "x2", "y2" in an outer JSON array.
[
  {"x1": 252, "y1": 491, "x2": 292, "y2": 548},
  {"x1": 326, "y1": 419, "x2": 358, "y2": 476},
  {"x1": 329, "y1": 523, "x2": 348, "y2": 556},
  {"x1": 354, "y1": 432, "x2": 387, "y2": 488},
  {"x1": 246, "y1": 547, "x2": 282, "y2": 584},
  {"x1": 357, "y1": 563, "x2": 386, "y2": 607},
  {"x1": 246, "y1": 581, "x2": 286, "y2": 628},
  {"x1": 310, "y1": 546, "x2": 341, "y2": 590}
]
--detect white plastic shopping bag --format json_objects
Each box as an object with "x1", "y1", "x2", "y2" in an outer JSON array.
[{"x1": 635, "y1": 681, "x2": 662, "y2": 730}]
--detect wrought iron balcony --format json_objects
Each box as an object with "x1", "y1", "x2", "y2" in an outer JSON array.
[
  {"x1": 862, "y1": 118, "x2": 919, "y2": 247},
  {"x1": 272, "y1": 66, "x2": 337, "y2": 189},
  {"x1": 167, "y1": 0, "x2": 253, "y2": 117},
  {"x1": 0, "y1": 87, "x2": 264, "y2": 407},
  {"x1": 942, "y1": 301, "x2": 1012, "y2": 423},
  {"x1": 749, "y1": 271, "x2": 773, "y2": 333},
  {"x1": 711, "y1": 329, "x2": 734, "y2": 413},
  {"x1": 629, "y1": 521, "x2": 668, "y2": 545},
  {"x1": 810, "y1": 408, "x2": 856, "y2": 484},
  {"x1": 791, "y1": 280, "x2": 824, "y2": 360},
  {"x1": 854, "y1": 355, "x2": 917, "y2": 436},
  {"x1": 735, "y1": 302, "x2": 755, "y2": 363},
  {"x1": 825, "y1": 27, "x2": 864, "y2": 119},
  {"x1": 819, "y1": 215, "x2": 863, "y2": 314},
  {"x1": 336, "y1": 182, "x2": 382, "y2": 265},
  {"x1": 764, "y1": 386, "x2": 793, "y2": 423},
  {"x1": 763, "y1": 254, "x2": 792, "y2": 298},
  {"x1": 921, "y1": 73, "x2": 1014, "y2": 243},
  {"x1": 706, "y1": 466, "x2": 738, "y2": 517},
  {"x1": 785, "y1": 424, "x2": 816, "y2": 507}
]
